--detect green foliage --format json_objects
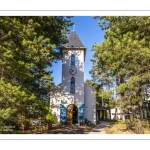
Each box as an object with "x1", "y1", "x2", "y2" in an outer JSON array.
[
  {"x1": 0, "y1": 78, "x2": 36, "y2": 125},
  {"x1": 45, "y1": 110, "x2": 54, "y2": 123},
  {"x1": 0, "y1": 16, "x2": 73, "y2": 128},
  {"x1": 89, "y1": 16, "x2": 150, "y2": 110},
  {"x1": 96, "y1": 121, "x2": 100, "y2": 125},
  {"x1": 85, "y1": 118, "x2": 88, "y2": 124},
  {"x1": 85, "y1": 118, "x2": 92, "y2": 125},
  {"x1": 24, "y1": 119, "x2": 30, "y2": 130},
  {"x1": 0, "y1": 16, "x2": 73, "y2": 99}
]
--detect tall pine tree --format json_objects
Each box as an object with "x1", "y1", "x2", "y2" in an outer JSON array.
[
  {"x1": 0, "y1": 16, "x2": 73, "y2": 129},
  {"x1": 88, "y1": 16, "x2": 150, "y2": 134}
]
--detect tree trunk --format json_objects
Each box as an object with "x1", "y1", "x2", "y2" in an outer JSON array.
[
  {"x1": 133, "y1": 104, "x2": 144, "y2": 134},
  {"x1": 18, "y1": 123, "x2": 24, "y2": 133},
  {"x1": 146, "y1": 103, "x2": 150, "y2": 122},
  {"x1": 115, "y1": 107, "x2": 118, "y2": 120},
  {"x1": 142, "y1": 109, "x2": 145, "y2": 119},
  {"x1": 125, "y1": 114, "x2": 132, "y2": 130},
  {"x1": 120, "y1": 108, "x2": 123, "y2": 120},
  {"x1": 102, "y1": 110, "x2": 105, "y2": 120},
  {"x1": 132, "y1": 104, "x2": 144, "y2": 134},
  {"x1": 135, "y1": 119, "x2": 144, "y2": 134},
  {"x1": 131, "y1": 105, "x2": 135, "y2": 122},
  {"x1": 124, "y1": 108, "x2": 132, "y2": 130},
  {"x1": 109, "y1": 108, "x2": 111, "y2": 120},
  {"x1": 48, "y1": 122, "x2": 52, "y2": 130}
]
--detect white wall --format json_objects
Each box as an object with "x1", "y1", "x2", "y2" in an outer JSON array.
[
  {"x1": 110, "y1": 107, "x2": 125, "y2": 120},
  {"x1": 84, "y1": 83, "x2": 96, "y2": 124},
  {"x1": 49, "y1": 84, "x2": 62, "y2": 123},
  {"x1": 62, "y1": 50, "x2": 84, "y2": 107},
  {"x1": 50, "y1": 49, "x2": 85, "y2": 123}
]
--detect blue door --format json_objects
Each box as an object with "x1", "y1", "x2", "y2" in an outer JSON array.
[
  {"x1": 60, "y1": 104, "x2": 66, "y2": 123},
  {"x1": 78, "y1": 104, "x2": 85, "y2": 124}
]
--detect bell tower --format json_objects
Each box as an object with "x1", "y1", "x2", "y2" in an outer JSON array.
[{"x1": 60, "y1": 31, "x2": 86, "y2": 124}]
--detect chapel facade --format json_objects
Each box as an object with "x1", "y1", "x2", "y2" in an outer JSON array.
[{"x1": 49, "y1": 31, "x2": 96, "y2": 124}]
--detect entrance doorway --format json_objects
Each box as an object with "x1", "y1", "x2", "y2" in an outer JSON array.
[
  {"x1": 67, "y1": 104, "x2": 78, "y2": 124},
  {"x1": 97, "y1": 110, "x2": 107, "y2": 121}
]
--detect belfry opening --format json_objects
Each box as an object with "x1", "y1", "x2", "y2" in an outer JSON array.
[{"x1": 67, "y1": 104, "x2": 78, "y2": 124}]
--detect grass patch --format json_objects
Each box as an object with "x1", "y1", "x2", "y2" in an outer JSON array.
[
  {"x1": 106, "y1": 120, "x2": 135, "y2": 134},
  {"x1": 106, "y1": 119, "x2": 150, "y2": 134},
  {"x1": 141, "y1": 119, "x2": 150, "y2": 134}
]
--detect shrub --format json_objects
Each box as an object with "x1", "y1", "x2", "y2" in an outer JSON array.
[
  {"x1": 45, "y1": 110, "x2": 54, "y2": 123},
  {"x1": 24, "y1": 119, "x2": 30, "y2": 130}
]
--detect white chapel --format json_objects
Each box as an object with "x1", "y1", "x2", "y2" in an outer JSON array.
[{"x1": 49, "y1": 31, "x2": 96, "y2": 125}]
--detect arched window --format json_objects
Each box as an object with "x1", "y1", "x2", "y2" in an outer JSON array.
[
  {"x1": 71, "y1": 54, "x2": 75, "y2": 66},
  {"x1": 70, "y1": 77, "x2": 75, "y2": 94}
]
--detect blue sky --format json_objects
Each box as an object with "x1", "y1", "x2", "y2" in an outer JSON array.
[{"x1": 50, "y1": 16, "x2": 105, "y2": 85}]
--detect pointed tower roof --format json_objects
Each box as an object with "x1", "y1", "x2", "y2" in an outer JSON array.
[
  {"x1": 63, "y1": 31, "x2": 86, "y2": 61},
  {"x1": 63, "y1": 31, "x2": 85, "y2": 48}
]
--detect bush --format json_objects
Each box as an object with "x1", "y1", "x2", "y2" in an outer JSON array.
[
  {"x1": 96, "y1": 121, "x2": 100, "y2": 125},
  {"x1": 85, "y1": 118, "x2": 92, "y2": 125},
  {"x1": 85, "y1": 118, "x2": 88, "y2": 124},
  {"x1": 24, "y1": 119, "x2": 30, "y2": 130},
  {"x1": 45, "y1": 110, "x2": 54, "y2": 123}
]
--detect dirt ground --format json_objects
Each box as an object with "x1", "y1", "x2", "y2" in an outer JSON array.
[
  {"x1": 13, "y1": 124, "x2": 96, "y2": 134},
  {"x1": 47, "y1": 124, "x2": 96, "y2": 134}
]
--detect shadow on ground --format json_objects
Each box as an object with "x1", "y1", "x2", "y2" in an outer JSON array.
[
  {"x1": 12, "y1": 124, "x2": 96, "y2": 134},
  {"x1": 47, "y1": 124, "x2": 96, "y2": 134}
]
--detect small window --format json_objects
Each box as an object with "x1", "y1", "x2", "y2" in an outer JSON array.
[
  {"x1": 70, "y1": 77, "x2": 75, "y2": 94},
  {"x1": 71, "y1": 54, "x2": 75, "y2": 66}
]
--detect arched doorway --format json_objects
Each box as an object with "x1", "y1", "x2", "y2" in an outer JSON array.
[{"x1": 67, "y1": 104, "x2": 78, "y2": 124}]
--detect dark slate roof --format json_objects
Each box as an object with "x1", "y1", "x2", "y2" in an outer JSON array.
[{"x1": 63, "y1": 31, "x2": 85, "y2": 48}]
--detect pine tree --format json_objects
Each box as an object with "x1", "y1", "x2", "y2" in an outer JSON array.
[
  {"x1": 89, "y1": 16, "x2": 150, "y2": 134},
  {"x1": 0, "y1": 16, "x2": 73, "y2": 130}
]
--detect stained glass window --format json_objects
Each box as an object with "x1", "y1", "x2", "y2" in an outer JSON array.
[
  {"x1": 71, "y1": 54, "x2": 75, "y2": 66},
  {"x1": 70, "y1": 77, "x2": 75, "y2": 94}
]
